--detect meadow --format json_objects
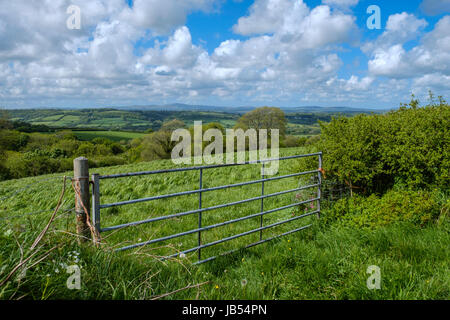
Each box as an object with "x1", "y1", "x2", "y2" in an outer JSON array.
[
  {"x1": 73, "y1": 131, "x2": 146, "y2": 142},
  {"x1": 0, "y1": 146, "x2": 448, "y2": 300}
]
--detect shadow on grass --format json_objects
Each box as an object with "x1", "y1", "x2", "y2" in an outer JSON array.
[{"x1": 202, "y1": 247, "x2": 264, "y2": 276}]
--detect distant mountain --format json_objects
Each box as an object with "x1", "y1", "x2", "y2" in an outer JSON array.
[
  {"x1": 281, "y1": 106, "x2": 384, "y2": 113},
  {"x1": 116, "y1": 103, "x2": 239, "y2": 112}
]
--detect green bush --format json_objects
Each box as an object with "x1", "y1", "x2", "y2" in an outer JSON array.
[
  {"x1": 91, "y1": 156, "x2": 126, "y2": 168},
  {"x1": 319, "y1": 98, "x2": 450, "y2": 195},
  {"x1": 324, "y1": 189, "x2": 442, "y2": 228},
  {"x1": 0, "y1": 130, "x2": 29, "y2": 151}
]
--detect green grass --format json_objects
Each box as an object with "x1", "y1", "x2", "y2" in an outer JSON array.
[
  {"x1": 286, "y1": 123, "x2": 321, "y2": 137},
  {"x1": 73, "y1": 131, "x2": 146, "y2": 142},
  {"x1": 0, "y1": 147, "x2": 448, "y2": 300}
]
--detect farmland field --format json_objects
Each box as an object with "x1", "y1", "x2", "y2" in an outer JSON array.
[{"x1": 73, "y1": 131, "x2": 146, "y2": 142}]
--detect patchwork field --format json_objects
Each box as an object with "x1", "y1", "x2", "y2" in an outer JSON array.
[
  {"x1": 73, "y1": 131, "x2": 146, "y2": 142},
  {"x1": 6, "y1": 108, "x2": 338, "y2": 137}
]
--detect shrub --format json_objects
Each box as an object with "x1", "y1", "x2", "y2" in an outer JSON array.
[
  {"x1": 305, "y1": 135, "x2": 320, "y2": 146},
  {"x1": 320, "y1": 99, "x2": 450, "y2": 195},
  {"x1": 0, "y1": 130, "x2": 29, "y2": 151},
  {"x1": 91, "y1": 156, "x2": 126, "y2": 168},
  {"x1": 324, "y1": 190, "x2": 442, "y2": 228},
  {"x1": 283, "y1": 135, "x2": 302, "y2": 148}
]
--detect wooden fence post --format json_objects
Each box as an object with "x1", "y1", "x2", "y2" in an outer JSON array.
[{"x1": 73, "y1": 157, "x2": 91, "y2": 242}]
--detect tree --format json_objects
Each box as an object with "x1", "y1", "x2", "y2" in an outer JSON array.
[
  {"x1": 185, "y1": 122, "x2": 226, "y2": 158},
  {"x1": 141, "y1": 119, "x2": 185, "y2": 160},
  {"x1": 235, "y1": 107, "x2": 287, "y2": 137},
  {"x1": 160, "y1": 119, "x2": 185, "y2": 132},
  {"x1": 0, "y1": 109, "x2": 13, "y2": 130},
  {"x1": 0, "y1": 110, "x2": 10, "y2": 179}
]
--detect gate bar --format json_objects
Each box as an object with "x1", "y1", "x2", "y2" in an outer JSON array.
[
  {"x1": 115, "y1": 198, "x2": 319, "y2": 251},
  {"x1": 193, "y1": 224, "x2": 313, "y2": 265},
  {"x1": 91, "y1": 173, "x2": 101, "y2": 232},
  {"x1": 100, "y1": 170, "x2": 319, "y2": 209},
  {"x1": 163, "y1": 209, "x2": 319, "y2": 260},
  {"x1": 198, "y1": 168, "x2": 203, "y2": 261},
  {"x1": 98, "y1": 153, "x2": 323, "y2": 180},
  {"x1": 260, "y1": 163, "x2": 265, "y2": 241},
  {"x1": 102, "y1": 183, "x2": 320, "y2": 232}
]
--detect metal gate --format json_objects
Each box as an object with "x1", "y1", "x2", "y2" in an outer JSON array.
[{"x1": 91, "y1": 152, "x2": 323, "y2": 264}]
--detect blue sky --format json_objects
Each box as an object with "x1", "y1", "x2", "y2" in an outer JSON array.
[{"x1": 0, "y1": 0, "x2": 449, "y2": 109}]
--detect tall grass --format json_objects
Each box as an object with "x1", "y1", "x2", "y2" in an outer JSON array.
[
  {"x1": 0, "y1": 147, "x2": 448, "y2": 299},
  {"x1": 1, "y1": 219, "x2": 448, "y2": 299}
]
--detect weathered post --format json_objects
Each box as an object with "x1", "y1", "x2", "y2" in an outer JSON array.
[{"x1": 73, "y1": 157, "x2": 91, "y2": 241}]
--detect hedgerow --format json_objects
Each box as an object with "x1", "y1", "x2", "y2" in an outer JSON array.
[{"x1": 319, "y1": 96, "x2": 450, "y2": 195}]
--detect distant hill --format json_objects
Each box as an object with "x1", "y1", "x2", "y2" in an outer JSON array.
[
  {"x1": 6, "y1": 103, "x2": 385, "y2": 114},
  {"x1": 114, "y1": 103, "x2": 384, "y2": 114}
]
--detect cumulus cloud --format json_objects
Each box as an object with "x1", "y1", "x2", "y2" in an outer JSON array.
[
  {"x1": 140, "y1": 26, "x2": 204, "y2": 69},
  {"x1": 119, "y1": 0, "x2": 217, "y2": 35},
  {"x1": 360, "y1": 13, "x2": 450, "y2": 100},
  {"x1": 366, "y1": 15, "x2": 450, "y2": 79},
  {"x1": 233, "y1": 0, "x2": 309, "y2": 35},
  {"x1": 0, "y1": 0, "x2": 448, "y2": 108},
  {"x1": 0, "y1": 0, "x2": 366, "y2": 107},
  {"x1": 362, "y1": 12, "x2": 428, "y2": 54},
  {"x1": 368, "y1": 45, "x2": 409, "y2": 77}
]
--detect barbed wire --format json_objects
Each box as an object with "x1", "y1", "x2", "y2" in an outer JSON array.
[
  {"x1": 0, "y1": 206, "x2": 75, "y2": 222},
  {"x1": 0, "y1": 176, "x2": 71, "y2": 202},
  {"x1": 0, "y1": 177, "x2": 75, "y2": 222}
]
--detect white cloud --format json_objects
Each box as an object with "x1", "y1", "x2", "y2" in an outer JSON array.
[
  {"x1": 362, "y1": 13, "x2": 428, "y2": 54},
  {"x1": 233, "y1": 0, "x2": 309, "y2": 36},
  {"x1": 413, "y1": 73, "x2": 450, "y2": 91},
  {"x1": 368, "y1": 45, "x2": 408, "y2": 77},
  {"x1": 0, "y1": 0, "x2": 447, "y2": 109},
  {"x1": 367, "y1": 15, "x2": 450, "y2": 78},
  {"x1": 119, "y1": 0, "x2": 217, "y2": 35},
  {"x1": 141, "y1": 26, "x2": 204, "y2": 69}
]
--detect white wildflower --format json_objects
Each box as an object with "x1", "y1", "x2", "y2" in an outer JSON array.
[{"x1": 3, "y1": 229, "x2": 12, "y2": 237}]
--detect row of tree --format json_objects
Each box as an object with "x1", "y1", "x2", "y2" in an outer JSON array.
[{"x1": 138, "y1": 107, "x2": 312, "y2": 161}]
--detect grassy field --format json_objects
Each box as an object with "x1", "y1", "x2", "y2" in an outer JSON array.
[
  {"x1": 286, "y1": 123, "x2": 321, "y2": 137},
  {"x1": 0, "y1": 147, "x2": 448, "y2": 299},
  {"x1": 73, "y1": 131, "x2": 146, "y2": 142}
]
